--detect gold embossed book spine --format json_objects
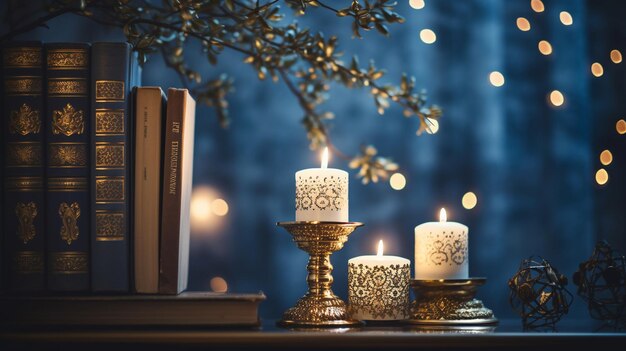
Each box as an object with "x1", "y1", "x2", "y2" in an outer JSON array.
[
  {"x1": 44, "y1": 43, "x2": 90, "y2": 291},
  {"x1": 90, "y1": 42, "x2": 140, "y2": 292},
  {"x1": 1, "y1": 41, "x2": 46, "y2": 292}
]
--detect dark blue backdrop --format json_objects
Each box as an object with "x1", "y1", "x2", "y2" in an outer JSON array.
[{"x1": 4, "y1": 0, "x2": 626, "y2": 320}]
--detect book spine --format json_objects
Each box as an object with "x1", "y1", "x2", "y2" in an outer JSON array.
[
  {"x1": 2, "y1": 42, "x2": 46, "y2": 292},
  {"x1": 159, "y1": 89, "x2": 184, "y2": 295},
  {"x1": 44, "y1": 43, "x2": 91, "y2": 292},
  {"x1": 90, "y1": 43, "x2": 137, "y2": 292}
]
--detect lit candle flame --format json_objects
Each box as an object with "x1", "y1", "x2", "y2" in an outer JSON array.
[
  {"x1": 439, "y1": 208, "x2": 447, "y2": 223},
  {"x1": 377, "y1": 240, "x2": 384, "y2": 257},
  {"x1": 321, "y1": 147, "x2": 329, "y2": 169}
]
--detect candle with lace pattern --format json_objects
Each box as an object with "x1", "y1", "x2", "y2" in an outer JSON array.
[
  {"x1": 414, "y1": 208, "x2": 469, "y2": 279},
  {"x1": 295, "y1": 147, "x2": 348, "y2": 222},
  {"x1": 348, "y1": 240, "x2": 410, "y2": 321}
]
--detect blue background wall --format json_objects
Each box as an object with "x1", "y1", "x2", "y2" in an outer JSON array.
[{"x1": 4, "y1": 0, "x2": 626, "y2": 320}]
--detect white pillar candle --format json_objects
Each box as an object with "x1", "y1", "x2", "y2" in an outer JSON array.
[
  {"x1": 348, "y1": 240, "x2": 410, "y2": 321},
  {"x1": 295, "y1": 147, "x2": 348, "y2": 222},
  {"x1": 414, "y1": 208, "x2": 469, "y2": 280}
]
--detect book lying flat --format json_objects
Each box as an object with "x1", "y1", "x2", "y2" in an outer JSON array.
[{"x1": 0, "y1": 292, "x2": 265, "y2": 327}]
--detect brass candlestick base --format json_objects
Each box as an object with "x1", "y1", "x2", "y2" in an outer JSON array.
[
  {"x1": 277, "y1": 221, "x2": 364, "y2": 328},
  {"x1": 408, "y1": 278, "x2": 498, "y2": 325}
]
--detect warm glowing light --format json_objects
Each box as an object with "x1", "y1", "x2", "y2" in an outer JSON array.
[
  {"x1": 390, "y1": 173, "x2": 406, "y2": 190},
  {"x1": 377, "y1": 240, "x2": 384, "y2": 257},
  {"x1": 211, "y1": 198, "x2": 229, "y2": 216},
  {"x1": 617, "y1": 119, "x2": 626, "y2": 134},
  {"x1": 595, "y1": 168, "x2": 608, "y2": 185},
  {"x1": 462, "y1": 192, "x2": 478, "y2": 210},
  {"x1": 420, "y1": 29, "x2": 437, "y2": 44},
  {"x1": 531, "y1": 0, "x2": 544, "y2": 13},
  {"x1": 559, "y1": 11, "x2": 573, "y2": 25},
  {"x1": 591, "y1": 62, "x2": 604, "y2": 77},
  {"x1": 409, "y1": 0, "x2": 425, "y2": 10},
  {"x1": 538, "y1": 40, "x2": 552, "y2": 55},
  {"x1": 549, "y1": 90, "x2": 565, "y2": 107},
  {"x1": 439, "y1": 208, "x2": 447, "y2": 223},
  {"x1": 210, "y1": 277, "x2": 228, "y2": 293},
  {"x1": 489, "y1": 71, "x2": 505, "y2": 87},
  {"x1": 516, "y1": 17, "x2": 531, "y2": 31},
  {"x1": 321, "y1": 147, "x2": 329, "y2": 169},
  {"x1": 600, "y1": 150, "x2": 613, "y2": 166},
  {"x1": 425, "y1": 118, "x2": 439, "y2": 134},
  {"x1": 610, "y1": 50, "x2": 622, "y2": 64}
]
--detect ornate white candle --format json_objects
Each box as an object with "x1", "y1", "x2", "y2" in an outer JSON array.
[
  {"x1": 295, "y1": 147, "x2": 348, "y2": 222},
  {"x1": 348, "y1": 240, "x2": 411, "y2": 321},
  {"x1": 414, "y1": 208, "x2": 468, "y2": 279}
]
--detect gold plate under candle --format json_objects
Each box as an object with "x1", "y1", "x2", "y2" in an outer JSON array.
[
  {"x1": 408, "y1": 278, "x2": 498, "y2": 326},
  {"x1": 277, "y1": 221, "x2": 364, "y2": 328}
]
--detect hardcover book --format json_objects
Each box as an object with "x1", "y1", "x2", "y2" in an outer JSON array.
[
  {"x1": 44, "y1": 43, "x2": 91, "y2": 292},
  {"x1": 1, "y1": 41, "x2": 46, "y2": 292},
  {"x1": 133, "y1": 87, "x2": 166, "y2": 294},
  {"x1": 159, "y1": 88, "x2": 195, "y2": 295},
  {"x1": 90, "y1": 42, "x2": 141, "y2": 292},
  {"x1": 0, "y1": 292, "x2": 266, "y2": 327}
]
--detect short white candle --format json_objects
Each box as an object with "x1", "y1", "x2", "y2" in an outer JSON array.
[
  {"x1": 295, "y1": 147, "x2": 348, "y2": 222},
  {"x1": 414, "y1": 208, "x2": 469, "y2": 280},
  {"x1": 348, "y1": 240, "x2": 411, "y2": 321}
]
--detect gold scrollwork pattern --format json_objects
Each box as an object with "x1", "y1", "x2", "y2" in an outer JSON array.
[
  {"x1": 95, "y1": 177, "x2": 125, "y2": 203},
  {"x1": 6, "y1": 142, "x2": 43, "y2": 167},
  {"x1": 9, "y1": 103, "x2": 41, "y2": 135},
  {"x1": 59, "y1": 202, "x2": 80, "y2": 245},
  {"x1": 50, "y1": 252, "x2": 88, "y2": 274},
  {"x1": 15, "y1": 202, "x2": 37, "y2": 244},
  {"x1": 95, "y1": 212, "x2": 125, "y2": 241},
  {"x1": 47, "y1": 177, "x2": 88, "y2": 192},
  {"x1": 47, "y1": 78, "x2": 87, "y2": 96},
  {"x1": 14, "y1": 251, "x2": 44, "y2": 273},
  {"x1": 296, "y1": 175, "x2": 347, "y2": 212},
  {"x1": 95, "y1": 80, "x2": 124, "y2": 101},
  {"x1": 4, "y1": 77, "x2": 42, "y2": 95},
  {"x1": 48, "y1": 143, "x2": 87, "y2": 167},
  {"x1": 3, "y1": 47, "x2": 42, "y2": 67},
  {"x1": 95, "y1": 110, "x2": 125, "y2": 135},
  {"x1": 46, "y1": 50, "x2": 88, "y2": 69},
  {"x1": 4, "y1": 177, "x2": 44, "y2": 191},
  {"x1": 95, "y1": 144, "x2": 125, "y2": 168},
  {"x1": 52, "y1": 103, "x2": 84, "y2": 136},
  {"x1": 348, "y1": 263, "x2": 411, "y2": 320}
]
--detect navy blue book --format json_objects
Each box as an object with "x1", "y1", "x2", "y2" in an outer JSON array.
[
  {"x1": 90, "y1": 42, "x2": 141, "y2": 292},
  {"x1": 44, "y1": 43, "x2": 91, "y2": 292},
  {"x1": 2, "y1": 42, "x2": 46, "y2": 292}
]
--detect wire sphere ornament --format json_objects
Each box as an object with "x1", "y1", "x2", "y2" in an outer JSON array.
[
  {"x1": 508, "y1": 256, "x2": 573, "y2": 329},
  {"x1": 573, "y1": 240, "x2": 626, "y2": 327}
]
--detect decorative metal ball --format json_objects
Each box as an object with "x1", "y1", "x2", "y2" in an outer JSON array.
[
  {"x1": 508, "y1": 256, "x2": 573, "y2": 329},
  {"x1": 573, "y1": 240, "x2": 626, "y2": 326}
]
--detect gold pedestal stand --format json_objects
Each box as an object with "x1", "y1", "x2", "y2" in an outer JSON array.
[
  {"x1": 277, "y1": 221, "x2": 364, "y2": 328},
  {"x1": 408, "y1": 278, "x2": 498, "y2": 325}
]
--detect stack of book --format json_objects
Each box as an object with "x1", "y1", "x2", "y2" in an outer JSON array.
[
  {"x1": 0, "y1": 41, "x2": 264, "y2": 327},
  {"x1": 0, "y1": 41, "x2": 194, "y2": 294}
]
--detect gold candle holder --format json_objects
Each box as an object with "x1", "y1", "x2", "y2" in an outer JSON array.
[
  {"x1": 408, "y1": 278, "x2": 498, "y2": 325},
  {"x1": 277, "y1": 221, "x2": 364, "y2": 327}
]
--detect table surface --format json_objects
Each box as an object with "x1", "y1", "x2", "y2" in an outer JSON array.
[{"x1": 2, "y1": 319, "x2": 625, "y2": 350}]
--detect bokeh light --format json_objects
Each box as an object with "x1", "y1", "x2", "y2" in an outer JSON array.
[
  {"x1": 538, "y1": 40, "x2": 552, "y2": 55},
  {"x1": 559, "y1": 11, "x2": 573, "y2": 25},
  {"x1": 210, "y1": 277, "x2": 228, "y2": 293},
  {"x1": 595, "y1": 168, "x2": 608, "y2": 185},
  {"x1": 389, "y1": 173, "x2": 406, "y2": 191},
  {"x1": 462, "y1": 192, "x2": 478, "y2": 210},
  {"x1": 617, "y1": 119, "x2": 626, "y2": 134},
  {"x1": 420, "y1": 29, "x2": 437, "y2": 44},
  {"x1": 211, "y1": 198, "x2": 229, "y2": 216},
  {"x1": 591, "y1": 62, "x2": 604, "y2": 77},
  {"x1": 531, "y1": 0, "x2": 545, "y2": 13},
  {"x1": 409, "y1": 0, "x2": 425, "y2": 10},
  {"x1": 489, "y1": 71, "x2": 505, "y2": 87},
  {"x1": 549, "y1": 90, "x2": 565, "y2": 107},
  {"x1": 425, "y1": 118, "x2": 439, "y2": 134},
  {"x1": 610, "y1": 49, "x2": 622, "y2": 64},
  {"x1": 190, "y1": 186, "x2": 228, "y2": 233},
  {"x1": 600, "y1": 150, "x2": 613, "y2": 166},
  {"x1": 516, "y1": 17, "x2": 531, "y2": 31}
]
